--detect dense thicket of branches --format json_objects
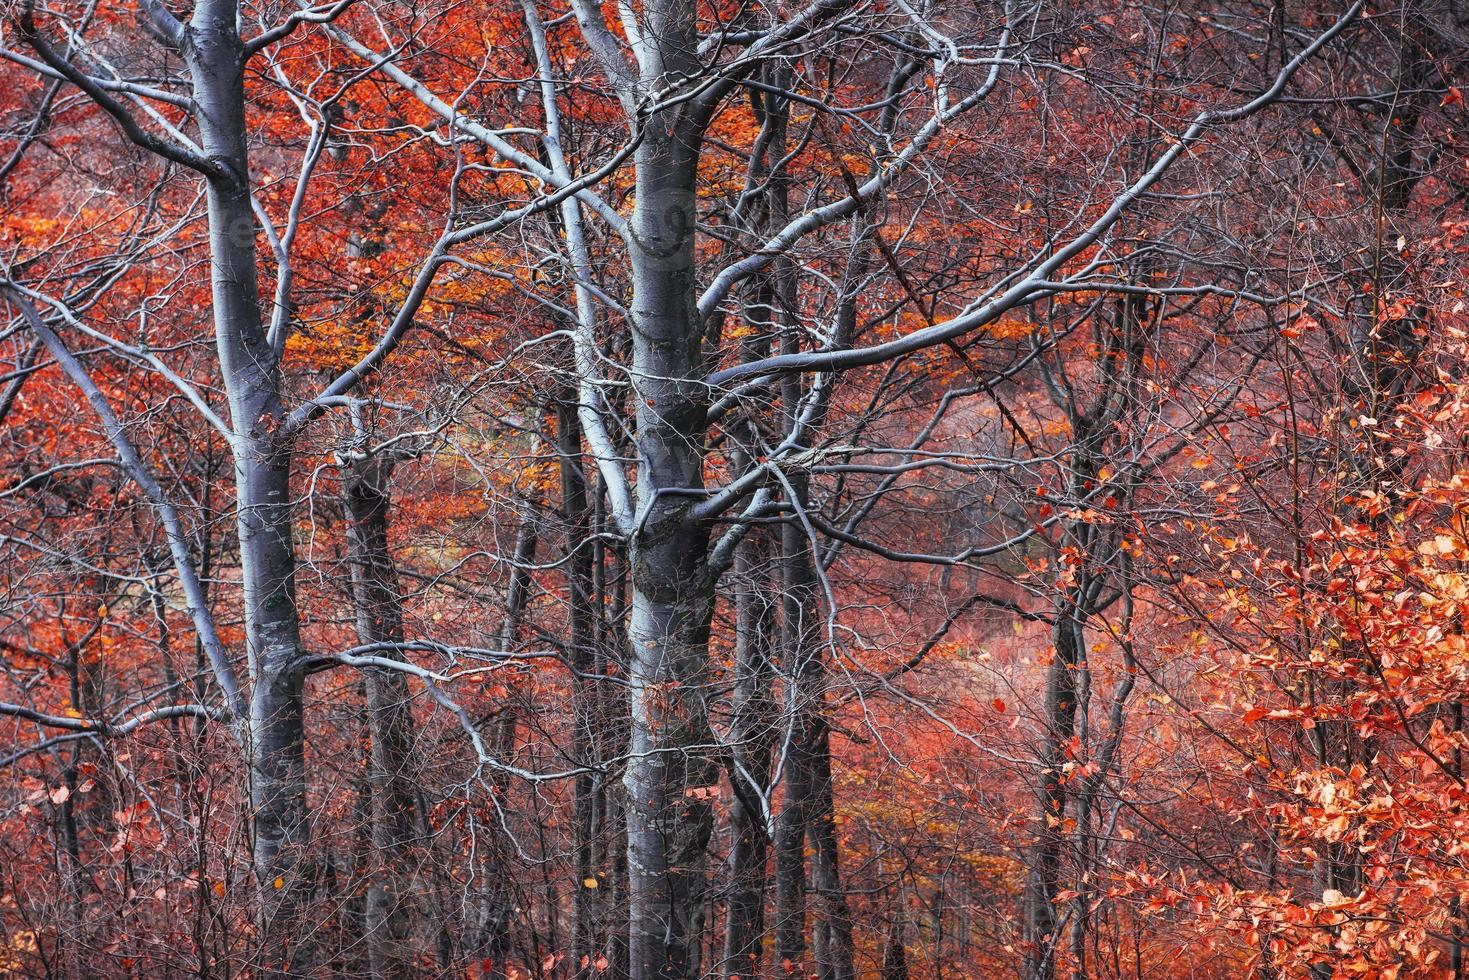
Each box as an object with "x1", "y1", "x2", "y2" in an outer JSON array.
[{"x1": 1, "y1": 0, "x2": 1467, "y2": 976}]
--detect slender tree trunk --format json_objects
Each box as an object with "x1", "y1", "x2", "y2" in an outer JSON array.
[
  {"x1": 806, "y1": 720, "x2": 855, "y2": 980},
  {"x1": 774, "y1": 716, "x2": 810, "y2": 976},
  {"x1": 343, "y1": 451, "x2": 423, "y2": 977},
  {"x1": 58, "y1": 608, "x2": 98, "y2": 976},
  {"x1": 774, "y1": 328, "x2": 854, "y2": 980},
  {"x1": 476, "y1": 519, "x2": 539, "y2": 979},
  {"x1": 1026, "y1": 599, "x2": 1085, "y2": 980},
  {"x1": 602, "y1": 507, "x2": 633, "y2": 980},
  {"x1": 774, "y1": 477, "x2": 822, "y2": 979},
  {"x1": 558, "y1": 396, "x2": 606, "y2": 978},
  {"x1": 721, "y1": 67, "x2": 790, "y2": 977},
  {"x1": 605, "y1": 777, "x2": 631, "y2": 980},
  {"x1": 182, "y1": 10, "x2": 313, "y2": 967},
  {"x1": 881, "y1": 912, "x2": 908, "y2": 980},
  {"x1": 722, "y1": 534, "x2": 776, "y2": 978},
  {"x1": 777, "y1": 536, "x2": 854, "y2": 980}
]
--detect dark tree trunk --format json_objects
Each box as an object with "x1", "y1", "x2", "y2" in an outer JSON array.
[
  {"x1": 721, "y1": 64, "x2": 790, "y2": 979},
  {"x1": 881, "y1": 913, "x2": 909, "y2": 980},
  {"x1": 343, "y1": 451, "x2": 423, "y2": 977},
  {"x1": 774, "y1": 315, "x2": 854, "y2": 980},
  {"x1": 559, "y1": 396, "x2": 605, "y2": 978},
  {"x1": 475, "y1": 519, "x2": 539, "y2": 979},
  {"x1": 1026, "y1": 598, "x2": 1085, "y2": 980},
  {"x1": 806, "y1": 720, "x2": 855, "y2": 980},
  {"x1": 722, "y1": 532, "x2": 776, "y2": 978}
]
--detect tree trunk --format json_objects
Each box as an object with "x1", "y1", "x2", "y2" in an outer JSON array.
[
  {"x1": 881, "y1": 912, "x2": 908, "y2": 980},
  {"x1": 623, "y1": 124, "x2": 720, "y2": 980},
  {"x1": 343, "y1": 450, "x2": 423, "y2": 977},
  {"x1": 475, "y1": 519, "x2": 539, "y2": 978},
  {"x1": 182, "y1": 8, "x2": 313, "y2": 967},
  {"x1": 774, "y1": 719, "x2": 810, "y2": 976},
  {"x1": 777, "y1": 507, "x2": 855, "y2": 980},
  {"x1": 1026, "y1": 599, "x2": 1085, "y2": 980},
  {"x1": 806, "y1": 720, "x2": 855, "y2": 980},
  {"x1": 559, "y1": 396, "x2": 606, "y2": 978},
  {"x1": 722, "y1": 533, "x2": 776, "y2": 978},
  {"x1": 773, "y1": 318, "x2": 855, "y2": 980},
  {"x1": 601, "y1": 503, "x2": 632, "y2": 980},
  {"x1": 721, "y1": 67, "x2": 789, "y2": 978}
]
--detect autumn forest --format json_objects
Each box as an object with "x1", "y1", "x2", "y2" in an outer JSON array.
[{"x1": 0, "y1": 0, "x2": 1466, "y2": 976}]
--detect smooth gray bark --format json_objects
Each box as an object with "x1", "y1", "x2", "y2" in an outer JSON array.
[
  {"x1": 183, "y1": 8, "x2": 312, "y2": 965},
  {"x1": 610, "y1": 4, "x2": 726, "y2": 973},
  {"x1": 623, "y1": 140, "x2": 721, "y2": 977}
]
